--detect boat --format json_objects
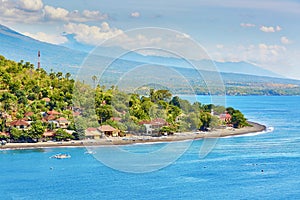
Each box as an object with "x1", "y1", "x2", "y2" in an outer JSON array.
[
  {"x1": 50, "y1": 153, "x2": 71, "y2": 159},
  {"x1": 84, "y1": 150, "x2": 96, "y2": 155}
]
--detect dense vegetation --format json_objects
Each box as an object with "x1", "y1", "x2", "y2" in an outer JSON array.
[{"x1": 0, "y1": 55, "x2": 249, "y2": 142}]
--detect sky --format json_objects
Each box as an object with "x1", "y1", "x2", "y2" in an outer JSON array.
[{"x1": 1, "y1": 0, "x2": 300, "y2": 79}]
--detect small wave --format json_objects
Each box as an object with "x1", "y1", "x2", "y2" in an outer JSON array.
[{"x1": 223, "y1": 126, "x2": 274, "y2": 138}]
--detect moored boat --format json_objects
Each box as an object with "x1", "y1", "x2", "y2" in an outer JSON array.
[{"x1": 50, "y1": 153, "x2": 71, "y2": 159}]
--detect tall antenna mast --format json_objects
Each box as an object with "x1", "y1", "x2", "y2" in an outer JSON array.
[{"x1": 38, "y1": 50, "x2": 41, "y2": 69}]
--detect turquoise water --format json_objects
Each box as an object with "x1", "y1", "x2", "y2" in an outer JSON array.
[{"x1": 1, "y1": 96, "x2": 300, "y2": 199}]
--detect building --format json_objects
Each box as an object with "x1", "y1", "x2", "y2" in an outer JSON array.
[
  {"x1": 85, "y1": 127, "x2": 102, "y2": 140},
  {"x1": 0, "y1": 132, "x2": 10, "y2": 138},
  {"x1": 219, "y1": 113, "x2": 232, "y2": 124},
  {"x1": 47, "y1": 110, "x2": 61, "y2": 115},
  {"x1": 139, "y1": 118, "x2": 169, "y2": 135},
  {"x1": 10, "y1": 119, "x2": 30, "y2": 130},
  {"x1": 42, "y1": 130, "x2": 55, "y2": 141},
  {"x1": 56, "y1": 117, "x2": 70, "y2": 129},
  {"x1": 98, "y1": 125, "x2": 119, "y2": 137}
]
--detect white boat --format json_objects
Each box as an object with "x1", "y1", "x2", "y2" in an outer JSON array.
[
  {"x1": 84, "y1": 150, "x2": 96, "y2": 155},
  {"x1": 50, "y1": 153, "x2": 71, "y2": 159}
]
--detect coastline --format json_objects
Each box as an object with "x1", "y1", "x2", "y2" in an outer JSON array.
[{"x1": 0, "y1": 121, "x2": 266, "y2": 150}]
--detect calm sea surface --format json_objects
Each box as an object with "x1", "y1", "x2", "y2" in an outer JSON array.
[{"x1": 1, "y1": 96, "x2": 300, "y2": 199}]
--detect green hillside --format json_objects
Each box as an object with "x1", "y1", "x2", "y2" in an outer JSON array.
[{"x1": 0, "y1": 55, "x2": 249, "y2": 143}]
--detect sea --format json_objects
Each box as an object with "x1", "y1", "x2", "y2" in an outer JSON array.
[{"x1": 1, "y1": 96, "x2": 299, "y2": 199}]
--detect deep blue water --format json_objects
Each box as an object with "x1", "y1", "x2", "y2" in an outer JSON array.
[{"x1": 1, "y1": 96, "x2": 300, "y2": 199}]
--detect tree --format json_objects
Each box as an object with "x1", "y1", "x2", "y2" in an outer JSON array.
[
  {"x1": 231, "y1": 110, "x2": 249, "y2": 128},
  {"x1": 28, "y1": 120, "x2": 45, "y2": 142},
  {"x1": 209, "y1": 115, "x2": 221, "y2": 130},
  {"x1": 10, "y1": 128, "x2": 23, "y2": 142},
  {"x1": 65, "y1": 73, "x2": 71, "y2": 80},
  {"x1": 96, "y1": 105, "x2": 113, "y2": 123},
  {"x1": 73, "y1": 117, "x2": 88, "y2": 140},
  {"x1": 170, "y1": 96, "x2": 181, "y2": 108},
  {"x1": 54, "y1": 128, "x2": 74, "y2": 141},
  {"x1": 92, "y1": 75, "x2": 97, "y2": 88},
  {"x1": 199, "y1": 111, "x2": 211, "y2": 131}
]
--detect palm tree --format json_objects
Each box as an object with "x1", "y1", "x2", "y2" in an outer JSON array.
[
  {"x1": 65, "y1": 73, "x2": 71, "y2": 80},
  {"x1": 92, "y1": 75, "x2": 98, "y2": 89}
]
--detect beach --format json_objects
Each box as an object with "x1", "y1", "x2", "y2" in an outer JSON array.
[{"x1": 1, "y1": 122, "x2": 266, "y2": 150}]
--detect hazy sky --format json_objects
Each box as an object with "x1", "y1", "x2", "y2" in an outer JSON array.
[{"x1": 1, "y1": 0, "x2": 300, "y2": 79}]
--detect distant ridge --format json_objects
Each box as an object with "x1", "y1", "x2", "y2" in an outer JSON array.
[
  {"x1": 0, "y1": 24, "x2": 292, "y2": 81},
  {"x1": 0, "y1": 24, "x2": 86, "y2": 75}
]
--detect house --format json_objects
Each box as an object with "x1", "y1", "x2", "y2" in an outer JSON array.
[
  {"x1": 98, "y1": 125, "x2": 119, "y2": 137},
  {"x1": 56, "y1": 117, "x2": 70, "y2": 129},
  {"x1": 42, "y1": 130, "x2": 55, "y2": 141},
  {"x1": 0, "y1": 132, "x2": 10, "y2": 138},
  {"x1": 47, "y1": 110, "x2": 61, "y2": 115},
  {"x1": 42, "y1": 114, "x2": 57, "y2": 122},
  {"x1": 42, "y1": 97, "x2": 51, "y2": 105},
  {"x1": 139, "y1": 118, "x2": 168, "y2": 129},
  {"x1": 219, "y1": 113, "x2": 232, "y2": 123},
  {"x1": 24, "y1": 111, "x2": 34, "y2": 117},
  {"x1": 10, "y1": 119, "x2": 30, "y2": 130},
  {"x1": 85, "y1": 127, "x2": 102, "y2": 140},
  {"x1": 110, "y1": 117, "x2": 122, "y2": 122},
  {"x1": 42, "y1": 97, "x2": 51, "y2": 102},
  {"x1": 139, "y1": 118, "x2": 169, "y2": 135}
]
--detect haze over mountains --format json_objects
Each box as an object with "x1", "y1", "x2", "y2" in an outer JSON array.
[
  {"x1": 1, "y1": 24, "x2": 300, "y2": 95},
  {"x1": 0, "y1": 24, "x2": 284, "y2": 79}
]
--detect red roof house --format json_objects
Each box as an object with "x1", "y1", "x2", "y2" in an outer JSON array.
[
  {"x1": 220, "y1": 113, "x2": 232, "y2": 123},
  {"x1": 98, "y1": 125, "x2": 119, "y2": 137},
  {"x1": 47, "y1": 110, "x2": 61, "y2": 115},
  {"x1": 10, "y1": 119, "x2": 30, "y2": 130},
  {"x1": 56, "y1": 117, "x2": 70, "y2": 129}
]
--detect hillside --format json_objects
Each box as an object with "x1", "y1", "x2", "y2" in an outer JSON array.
[
  {"x1": 0, "y1": 55, "x2": 250, "y2": 143},
  {"x1": 0, "y1": 24, "x2": 300, "y2": 95}
]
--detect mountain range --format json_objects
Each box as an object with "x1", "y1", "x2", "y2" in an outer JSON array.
[
  {"x1": 1, "y1": 24, "x2": 300, "y2": 95},
  {"x1": 0, "y1": 24, "x2": 283, "y2": 78}
]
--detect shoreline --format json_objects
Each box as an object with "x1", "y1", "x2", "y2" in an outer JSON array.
[{"x1": 0, "y1": 121, "x2": 267, "y2": 150}]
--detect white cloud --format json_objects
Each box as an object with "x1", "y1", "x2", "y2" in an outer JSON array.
[
  {"x1": 130, "y1": 12, "x2": 140, "y2": 18},
  {"x1": 240, "y1": 23, "x2": 256, "y2": 28},
  {"x1": 63, "y1": 22, "x2": 124, "y2": 45},
  {"x1": 211, "y1": 43, "x2": 287, "y2": 71},
  {"x1": 260, "y1": 25, "x2": 282, "y2": 33},
  {"x1": 0, "y1": 0, "x2": 43, "y2": 23},
  {"x1": 23, "y1": 31, "x2": 68, "y2": 45},
  {"x1": 19, "y1": 0, "x2": 43, "y2": 11},
  {"x1": 276, "y1": 26, "x2": 282, "y2": 31},
  {"x1": 281, "y1": 36, "x2": 291, "y2": 45},
  {"x1": 260, "y1": 26, "x2": 275, "y2": 33},
  {"x1": 82, "y1": 10, "x2": 107, "y2": 20},
  {"x1": 44, "y1": 5, "x2": 69, "y2": 21},
  {"x1": 0, "y1": 1, "x2": 107, "y2": 23}
]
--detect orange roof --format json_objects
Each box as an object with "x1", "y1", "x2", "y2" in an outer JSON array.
[
  {"x1": 10, "y1": 119, "x2": 29, "y2": 126},
  {"x1": 73, "y1": 112, "x2": 81, "y2": 116},
  {"x1": 44, "y1": 114, "x2": 56, "y2": 121},
  {"x1": 24, "y1": 112, "x2": 34, "y2": 117},
  {"x1": 111, "y1": 117, "x2": 122, "y2": 122},
  {"x1": 220, "y1": 113, "x2": 231, "y2": 120},
  {"x1": 42, "y1": 97, "x2": 51, "y2": 102},
  {"x1": 98, "y1": 125, "x2": 117, "y2": 132},
  {"x1": 0, "y1": 132, "x2": 9, "y2": 137},
  {"x1": 47, "y1": 110, "x2": 60, "y2": 115},
  {"x1": 86, "y1": 127, "x2": 97, "y2": 132},
  {"x1": 139, "y1": 118, "x2": 168, "y2": 126},
  {"x1": 56, "y1": 117, "x2": 68, "y2": 122},
  {"x1": 43, "y1": 131, "x2": 55, "y2": 137}
]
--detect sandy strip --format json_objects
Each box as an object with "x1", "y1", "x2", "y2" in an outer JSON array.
[{"x1": 0, "y1": 122, "x2": 266, "y2": 150}]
